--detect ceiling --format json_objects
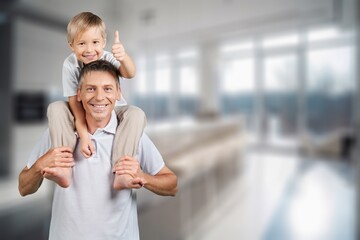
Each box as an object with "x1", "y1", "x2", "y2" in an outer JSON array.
[{"x1": 11, "y1": 0, "x2": 355, "y2": 49}]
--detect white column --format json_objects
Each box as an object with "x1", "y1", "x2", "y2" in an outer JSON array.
[
  {"x1": 198, "y1": 41, "x2": 220, "y2": 118},
  {"x1": 355, "y1": 0, "x2": 360, "y2": 239}
]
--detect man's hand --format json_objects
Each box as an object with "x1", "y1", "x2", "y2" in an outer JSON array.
[
  {"x1": 37, "y1": 147, "x2": 74, "y2": 174},
  {"x1": 113, "y1": 156, "x2": 147, "y2": 189},
  {"x1": 36, "y1": 147, "x2": 74, "y2": 188},
  {"x1": 112, "y1": 30, "x2": 126, "y2": 62},
  {"x1": 113, "y1": 155, "x2": 143, "y2": 178}
]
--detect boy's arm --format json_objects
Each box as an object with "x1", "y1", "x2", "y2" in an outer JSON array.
[
  {"x1": 68, "y1": 96, "x2": 88, "y2": 143},
  {"x1": 112, "y1": 30, "x2": 136, "y2": 79},
  {"x1": 119, "y1": 54, "x2": 136, "y2": 79},
  {"x1": 69, "y1": 96, "x2": 94, "y2": 157}
]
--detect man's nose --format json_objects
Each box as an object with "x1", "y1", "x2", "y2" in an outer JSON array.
[{"x1": 95, "y1": 89, "x2": 105, "y2": 100}]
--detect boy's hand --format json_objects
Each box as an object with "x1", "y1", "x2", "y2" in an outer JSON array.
[
  {"x1": 80, "y1": 138, "x2": 95, "y2": 158},
  {"x1": 128, "y1": 177, "x2": 147, "y2": 189},
  {"x1": 112, "y1": 30, "x2": 126, "y2": 62}
]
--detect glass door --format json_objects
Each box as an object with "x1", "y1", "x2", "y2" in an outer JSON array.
[{"x1": 263, "y1": 54, "x2": 298, "y2": 146}]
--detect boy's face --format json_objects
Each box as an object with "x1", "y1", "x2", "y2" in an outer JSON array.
[
  {"x1": 70, "y1": 27, "x2": 106, "y2": 64},
  {"x1": 77, "y1": 70, "x2": 121, "y2": 127}
]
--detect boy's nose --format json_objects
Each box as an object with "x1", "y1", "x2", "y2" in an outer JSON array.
[{"x1": 86, "y1": 44, "x2": 93, "y2": 52}]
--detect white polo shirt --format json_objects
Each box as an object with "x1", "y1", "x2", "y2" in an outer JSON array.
[
  {"x1": 27, "y1": 111, "x2": 165, "y2": 240},
  {"x1": 62, "y1": 51, "x2": 127, "y2": 106}
]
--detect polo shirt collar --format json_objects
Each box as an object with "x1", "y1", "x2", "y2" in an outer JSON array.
[{"x1": 93, "y1": 111, "x2": 117, "y2": 135}]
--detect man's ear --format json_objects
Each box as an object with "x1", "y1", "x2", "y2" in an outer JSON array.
[
  {"x1": 77, "y1": 89, "x2": 81, "y2": 102},
  {"x1": 116, "y1": 86, "x2": 121, "y2": 101}
]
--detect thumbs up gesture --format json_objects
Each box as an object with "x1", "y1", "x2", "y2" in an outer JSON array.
[{"x1": 112, "y1": 30, "x2": 126, "y2": 62}]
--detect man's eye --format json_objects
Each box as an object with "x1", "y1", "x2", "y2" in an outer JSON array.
[
  {"x1": 94, "y1": 41, "x2": 100, "y2": 45},
  {"x1": 86, "y1": 88, "x2": 95, "y2": 92},
  {"x1": 105, "y1": 88, "x2": 113, "y2": 92}
]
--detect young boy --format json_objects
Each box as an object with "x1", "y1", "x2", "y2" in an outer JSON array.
[{"x1": 45, "y1": 12, "x2": 146, "y2": 190}]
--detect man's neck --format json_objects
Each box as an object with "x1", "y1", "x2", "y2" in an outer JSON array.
[{"x1": 86, "y1": 117, "x2": 111, "y2": 134}]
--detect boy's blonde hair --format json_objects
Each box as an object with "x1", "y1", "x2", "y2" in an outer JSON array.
[{"x1": 67, "y1": 12, "x2": 106, "y2": 44}]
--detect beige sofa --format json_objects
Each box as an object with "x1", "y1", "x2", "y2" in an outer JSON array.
[{"x1": 137, "y1": 117, "x2": 244, "y2": 240}]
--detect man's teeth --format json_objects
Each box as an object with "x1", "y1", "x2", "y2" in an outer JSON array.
[{"x1": 92, "y1": 104, "x2": 106, "y2": 108}]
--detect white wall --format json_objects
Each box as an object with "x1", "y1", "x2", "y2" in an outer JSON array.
[
  {"x1": 13, "y1": 19, "x2": 67, "y2": 93},
  {"x1": 115, "y1": 0, "x2": 336, "y2": 50}
]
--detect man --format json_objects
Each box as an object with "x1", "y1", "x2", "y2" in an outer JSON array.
[{"x1": 18, "y1": 60, "x2": 178, "y2": 240}]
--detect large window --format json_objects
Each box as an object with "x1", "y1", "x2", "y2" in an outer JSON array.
[
  {"x1": 219, "y1": 27, "x2": 356, "y2": 146},
  {"x1": 133, "y1": 57, "x2": 152, "y2": 118},
  {"x1": 221, "y1": 58, "x2": 255, "y2": 124},
  {"x1": 152, "y1": 54, "x2": 171, "y2": 120},
  {"x1": 133, "y1": 49, "x2": 199, "y2": 121},
  {"x1": 178, "y1": 50, "x2": 199, "y2": 117},
  {"x1": 306, "y1": 46, "x2": 355, "y2": 134},
  {"x1": 133, "y1": 25, "x2": 356, "y2": 139},
  {"x1": 264, "y1": 54, "x2": 298, "y2": 139},
  {"x1": 220, "y1": 41, "x2": 256, "y2": 130}
]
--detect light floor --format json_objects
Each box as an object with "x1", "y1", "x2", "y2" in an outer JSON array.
[{"x1": 186, "y1": 147, "x2": 356, "y2": 240}]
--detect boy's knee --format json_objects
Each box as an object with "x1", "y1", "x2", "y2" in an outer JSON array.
[
  {"x1": 127, "y1": 106, "x2": 145, "y2": 119},
  {"x1": 116, "y1": 105, "x2": 147, "y2": 125},
  {"x1": 128, "y1": 106, "x2": 147, "y2": 126},
  {"x1": 47, "y1": 101, "x2": 69, "y2": 117}
]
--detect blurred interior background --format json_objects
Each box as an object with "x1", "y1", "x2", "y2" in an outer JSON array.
[{"x1": 0, "y1": 0, "x2": 359, "y2": 239}]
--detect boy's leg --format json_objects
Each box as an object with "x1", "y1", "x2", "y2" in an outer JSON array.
[
  {"x1": 112, "y1": 105, "x2": 147, "y2": 190},
  {"x1": 47, "y1": 101, "x2": 77, "y2": 148},
  {"x1": 46, "y1": 101, "x2": 77, "y2": 187},
  {"x1": 42, "y1": 167, "x2": 72, "y2": 188}
]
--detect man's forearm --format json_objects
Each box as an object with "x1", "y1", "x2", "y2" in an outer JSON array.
[
  {"x1": 143, "y1": 167, "x2": 178, "y2": 196},
  {"x1": 18, "y1": 165, "x2": 43, "y2": 196}
]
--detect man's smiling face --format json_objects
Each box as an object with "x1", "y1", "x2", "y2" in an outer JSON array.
[{"x1": 77, "y1": 70, "x2": 120, "y2": 128}]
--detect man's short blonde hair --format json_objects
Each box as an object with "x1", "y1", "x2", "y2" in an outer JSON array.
[{"x1": 67, "y1": 12, "x2": 106, "y2": 44}]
